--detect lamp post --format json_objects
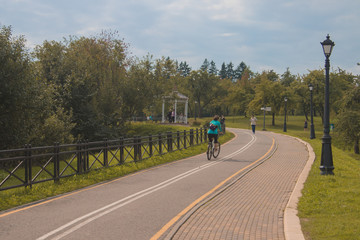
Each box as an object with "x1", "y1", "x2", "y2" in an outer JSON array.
[
  {"x1": 262, "y1": 107, "x2": 266, "y2": 131},
  {"x1": 283, "y1": 97, "x2": 288, "y2": 132},
  {"x1": 194, "y1": 101, "x2": 197, "y2": 121},
  {"x1": 320, "y1": 34, "x2": 335, "y2": 175},
  {"x1": 309, "y1": 84, "x2": 316, "y2": 139}
]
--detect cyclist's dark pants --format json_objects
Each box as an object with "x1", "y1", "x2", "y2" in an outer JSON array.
[{"x1": 208, "y1": 134, "x2": 219, "y2": 143}]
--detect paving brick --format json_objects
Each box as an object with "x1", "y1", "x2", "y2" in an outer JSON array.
[{"x1": 171, "y1": 133, "x2": 308, "y2": 240}]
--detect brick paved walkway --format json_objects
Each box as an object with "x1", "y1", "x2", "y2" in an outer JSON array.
[{"x1": 165, "y1": 132, "x2": 309, "y2": 240}]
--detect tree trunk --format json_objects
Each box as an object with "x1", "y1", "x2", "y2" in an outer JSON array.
[
  {"x1": 272, "y1": 113, "x2": 275, "y2": 126},
  {"x1": 355, "y1": 138, "x2": 359, "y2": 154}
]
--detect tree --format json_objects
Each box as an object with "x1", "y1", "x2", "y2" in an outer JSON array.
[
  {"x1": 334, "y1": 86, "x2": 360, "y2": 154},
  {"x1": 178, "y1": 61, "x2": 191, "y2": 77},
  {"x1": 329, "y1": 69, "x2": 354, "y2": 114},
  {"x1": 219, "y1": 62, "x2": 227, "y2": 79},
  {"x1": 0, "y1": 25, "x2": 74, "y2": 148},
  {"x1": 267, "y1": 70, "x2": 279, "y2": 82},
  {"x1": 186, "y1": 70, "x2": 221, "y2": 117},
  {"x1": 226, "y1": 62, "x2": 235, "y2": 81},
  {"x1": 302, "y1": 70, "x2": 325, "y2": 121},
  {"x1": 225, "y1": 80, "x2": 253, "y2": 116},
  {"x1": 291, "y1": 78, "x2": 310, "y2": 119},
  {"x1": 63, "y1": 32, "x2": 128, "y2": 140},
  {"x1": 200, "y1": 58, "x2": 210, "y2": 72},
  {"x1": 0, "y1": 25, "x2": 36, "y2": 148},
  {"x1": 280, "y1": 68, "x2": 296, "y2": 87},
  {"x1": 302, "y1": 69, "x2": 354, "y2": 123},
  {"x1": 248, "y1": 71, "x2": 285, "y2": 125},
  {"x1": 234, "y1": 61, "x2": 247, "y2": 80},
  {"x1": 209, "y1": 60, "x2": 218, "y2": 75}
]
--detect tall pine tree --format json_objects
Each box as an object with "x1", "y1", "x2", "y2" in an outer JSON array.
[
  {"x1": 200, "y1": 58, "x2": 210, "y2": 71},
  {"x1": 226, "y1": 62, "x2": 234, "y2": 81},
  {"x1": 219, "y1": 62, "x2": 227, "y2": 79},
  {"x1": 209, "y1": 60, "x2": 218, "y2": 75},
  {"x1": 234, "y1": 61, "x2": 247, "y2": 80},
  {"x1": 178, "y1": 61, "x2": 191, "y2": 77}
]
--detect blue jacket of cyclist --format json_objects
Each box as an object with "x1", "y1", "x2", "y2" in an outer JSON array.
[{"x1": 207, "y1": 115, "x2": 222, "y2": 143}]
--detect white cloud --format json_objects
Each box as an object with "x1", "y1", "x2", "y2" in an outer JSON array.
[
  {"x1": 218, "y1": 33, "x2": 237, "y2": 37},
  {"x1": 1, "y1": 0, "x2": 360, "y2": 75}
]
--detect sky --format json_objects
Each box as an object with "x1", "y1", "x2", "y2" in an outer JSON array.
[{"x1": 1, "y1": 0, "x2": 360, "y2": 76}]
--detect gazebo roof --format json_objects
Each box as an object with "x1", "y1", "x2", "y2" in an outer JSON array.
[{"x1": 163, "y1": 90, "x2": 188, "y2": 100}]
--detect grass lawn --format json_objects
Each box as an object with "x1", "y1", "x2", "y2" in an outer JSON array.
[{"x1": 221, "y1": 114, "x2": 360, "y2": 240}]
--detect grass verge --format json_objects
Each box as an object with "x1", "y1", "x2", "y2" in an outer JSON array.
[{"x1": 221, "y1": 115, "x2": 360, "y2": 240}]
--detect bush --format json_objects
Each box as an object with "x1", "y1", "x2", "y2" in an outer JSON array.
[{"x1": 192, "y1": 121, "x2": 201, "y2": 127}]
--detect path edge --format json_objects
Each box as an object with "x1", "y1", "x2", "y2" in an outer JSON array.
[{"x1": 284, "y1": 137, "x2": 315, "y2": 240}]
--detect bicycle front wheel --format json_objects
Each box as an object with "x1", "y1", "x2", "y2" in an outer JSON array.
[
  {"x1": 213, "y1": 143, "x2": 221, "y2": 158},
  {"x1": 207, "y1": 144, "x2": 212, "y2": 160}
]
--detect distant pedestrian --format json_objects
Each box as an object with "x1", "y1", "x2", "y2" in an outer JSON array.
[
  {"x1": 304, "y1": 120, "x2": 308, "y2": 131},
  {"x1": 220, "y1": 115, "x2": 226, "y2": 133},
  {"x1": 167, "y1": 110, "x2": 172, "y2": 123},
  {"x1": 250, "y1": 115, "x2": 257, "y2": 134},
  {"x1": 171, "y1": 110, "x2": 175, "y2": 123}
]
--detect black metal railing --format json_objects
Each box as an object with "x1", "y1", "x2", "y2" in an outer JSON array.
[{"x1": 0, "y1": 128, "x2": 207, "y2": 191}]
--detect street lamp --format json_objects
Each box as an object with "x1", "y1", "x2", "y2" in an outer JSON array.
[
  {"x1": 320, "y1": 34, "x2": 335, "y2": 175},
  {"x1": 194, "y1": 101, "x2": 197, "y2": 121},
  {"x1": 309, "y1": 84, "x2": 316, "y2": 139},
  {"x1": 283, "y1": 97, "x2": 288, "y2": 132}
]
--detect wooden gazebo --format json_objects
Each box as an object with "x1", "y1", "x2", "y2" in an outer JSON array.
[{"x1": 162, "y1": 91, "x2": 188, "y2": 124}]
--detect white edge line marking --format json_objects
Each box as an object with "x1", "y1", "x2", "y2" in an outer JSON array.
[{"x1": 37, "y1": 131, "x2": 256, "y2": 240}]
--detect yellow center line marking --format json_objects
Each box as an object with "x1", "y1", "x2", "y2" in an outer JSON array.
[{"x1": 150, "y1": 137, "x2": 275, "y2": 240}]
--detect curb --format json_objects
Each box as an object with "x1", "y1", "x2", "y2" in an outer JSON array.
[{"x1": 284, "y1": 137, "x2": 315, "y2": 240}]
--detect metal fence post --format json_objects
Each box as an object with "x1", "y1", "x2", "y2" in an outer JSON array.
[
  {"x1": 104, "y1": 138, "x2": 108, "y2": 167},
  {"x1": 84, "y1": 140, "x2": 89, "y2": 172},
  {"x1": 167, "y1": 132, "x2": 173, "y2": 152},
  {"x1": 138, "y1": 136, "x2": 142, "y2": 161},
  {"x1": 133, "y1": 136, "x2": 137, "y2": 162},
  {"x1": 77, "y1": 141, "x2": 82, "y2": 174},
  {"x1": 54, "y1": 142, "x2": 60, "y2": 182},
  {"x1": 158, "y1": 133, "x2": 163, "y2": 155},
  {"x1": 190, "y1": 129, "x2": 194, "y2": 146},
  {"x1": 24, "y1": 144, "x2": 32, "y2": 188},
  {"x1": 184, "y1": 130, "x2": 187, "y2": 149},
  {"x1": 177, "y1": 131, "x2": 180, "y2": 150},
  {"x1": 196, "y1": 128, "x2": 199, "y2": 145},
  {"x1": 119, "y1": 137, "x2": 124, "y2": 164},
  {"x1": 149, "y1": 135, "x2": 153, "y2": 157},
  {"x1": 200, "y1": 128, "x2": 203, "y2": 143}
]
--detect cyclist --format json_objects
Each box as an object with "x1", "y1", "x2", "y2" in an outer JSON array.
[{"x1": 208, "y1": 115, "x2": 222, "y2": 150}]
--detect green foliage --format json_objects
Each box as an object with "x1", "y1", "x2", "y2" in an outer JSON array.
[
  {"x1": 191, "y1": 121, "x2": 201, "y2": 127},
  {"x1": 248, "y1": 71, "x2": 286, "y2": 125},
  {"x1": 63, "y1": 32, "x2": 128, "y2": 140},
  {"x1": 38, "y1": 108, "x2": 75, "y2": 144},
  {"x1": 0, "y1": 25, "x2": 32, "y2": 148},
  {"x1": 1, "y1": 24, "x2": 357, "y2": 155},
  {"x1": 0, "y1": 25, "x2": 73, "y2": 148},
  {"x1": 334, "y1": 87, "x2": 360, "y2": 153}
]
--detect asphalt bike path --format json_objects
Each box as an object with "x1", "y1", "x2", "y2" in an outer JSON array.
[{"x1": 0, "y1": 128, "x2": 309, "y2": 240}]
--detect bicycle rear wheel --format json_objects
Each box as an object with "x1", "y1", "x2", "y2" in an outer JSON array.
[
  {"x1": 213, "y1": 142, "x2": 221, "y2": 158},
  {"x1": 206, "y1": 143, "x2": 212, "y2": 160}
]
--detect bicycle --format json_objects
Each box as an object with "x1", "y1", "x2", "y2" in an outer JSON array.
[{"x1": 206, "y1": 136, "x2": 221, "y2": 160}]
